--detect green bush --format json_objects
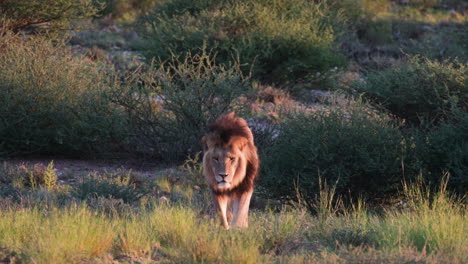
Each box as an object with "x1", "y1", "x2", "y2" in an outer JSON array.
[
  {"x1": 408, "y1": 24, "x2": 468, "y2": 62},
  {"x1": 111, "y1": 50, "x2": 250, "y2": 160},
  {"x1": 137, "y1": 0, "x2": 346, "y2": 83},
  {"x1": 353, "y1": 56, "x2": 467, "y2": 125},
  {"x1": 0, "y1": 33, "x2": 127, "y2": 156},
  {"x1": 414, "y1": 112, "x2": 468, "y2": 192},
  {"x1": 74, "y1": 173, "x2": 144, "y2": 203},
  {"x1": 326, "y1": 0, "x2": 390, "y2": 29},
  {"x1": 0, "y1": 0, "x2": 99, "y2": 34},
  {"x1": 406, "y1": 0, "x2": 442, "y2": 9},
  {"x1": 260, "y1": 107, "x2": 410, "y2": 200},
  {"x1": 358, "y1": 20, "x2": 393, "y2": 45},
  {"x1": 93, "y1": 0, "x2": 159, "y2": 21}
]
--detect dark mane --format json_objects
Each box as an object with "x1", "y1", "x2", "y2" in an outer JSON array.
[{"x1": 208, "y1": 112, "x2": 253, "y2": 144}]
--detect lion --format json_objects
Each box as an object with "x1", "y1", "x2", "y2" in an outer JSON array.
[{"x1": 202, "y1": 112, "x2": 259, "y2": 229}]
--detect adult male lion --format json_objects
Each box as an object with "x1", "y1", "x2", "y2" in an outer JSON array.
[{"x1": 202, "y1": 112, "x2": 259, "y2": 229}]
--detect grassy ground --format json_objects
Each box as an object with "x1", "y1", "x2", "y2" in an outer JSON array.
[{"x1": 0, "y1": 160, "x2": 465, "y2": 264}]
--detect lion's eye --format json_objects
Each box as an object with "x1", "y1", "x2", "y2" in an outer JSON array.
[{"x1": 229, "y1": 157, "x2": 235, "y2": 161}]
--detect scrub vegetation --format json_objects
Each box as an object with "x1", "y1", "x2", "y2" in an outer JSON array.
[{"x1": 0, "y1": 0, "x2": 466, "y2": 262}]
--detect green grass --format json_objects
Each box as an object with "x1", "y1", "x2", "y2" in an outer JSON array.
[
  {"x1": 0, "y1": 162, "x2": 465, "y2": 263},
  {"x1": 0, "y1": 206, "x2": 115, "y2": 263},
  {"x1": 375, "y1": 176, "x2": 467, "y2": 255}
]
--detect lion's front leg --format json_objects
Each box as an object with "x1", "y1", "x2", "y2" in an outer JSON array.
[
  {"x1": 213, "y1": 194, "x2": 230, "y2": 229},
  {"x1": 231, "y1": 189, "x2": 253, "y2": 228}
]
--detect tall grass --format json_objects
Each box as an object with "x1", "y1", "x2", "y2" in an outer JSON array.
[
  {"x1": 376, "y1": 175, "x2": 467, "y2": 256},
  {"x1": 299, "y1": 174, "x2": 466, "y2": 262},
  {"x1": 0, "y1": 206, "x2": 115, "y2": 264},
  {"x1": 0, "y1": 168, "x2": 464, "y2": 263}
]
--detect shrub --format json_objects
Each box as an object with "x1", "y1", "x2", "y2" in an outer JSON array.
[
  {"x1": 406, "y1": 0, "x2": 442, "y2": 9},
  {"x1": 94, "y1": 0, "x2": 159, "y2": 22},
  {"x1": 353, "y1": 56, "x2": 467, "y2": 125},
  {"x1": 407, "y1": 24, "x2": 468, "y2": 62},
  {"x1": 0, "y1": 162, "x2": 57, "y2": 191},
  {"x1": 111, "y1": 50, "x2": 250, "y2": 160},
  {"x1": 137, "y1": 0, "x2": 346, "y2": 83},
  {"x1": 0, "y1": 33, "x2": 128, "y2": 156},
  {"x1": 74, "y1": 172, "x2": 144, "y2": 204},
  {"x1": 260, "y1": 106, "x2": 409, "y2": 200},
  {"x1": 0, "y1": 0, "x2": 99, "y2": 35},
  {"x1": 326, "y1": 0, "x2": 391, "y2": 29},
  {"x1": 414, "y1": 112, "x2": 468, "y2": 192}
]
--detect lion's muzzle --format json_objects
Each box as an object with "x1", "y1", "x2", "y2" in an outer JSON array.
[{"x1": 216, "y1": 173, "x2": 231, "y2": 188}]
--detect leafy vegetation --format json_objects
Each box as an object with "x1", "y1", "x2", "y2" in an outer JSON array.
[
  {"x1": 111, "y1": 50, "x2": 250, "y2": 159},
  {"x1": 260, "y1": 105, "x2": 411, "y2": 200},
  {"x1": 0, "y1": 0, "x2": 99, "y2": 34},
  {"x1": 137, "y1": 0, "x2": 346, "y2": 83},
  {"x1": 0, "y1": 33, "x2": 127, "y2": 156},
  {"x1": 414, "y1": 111, "x2": 468, "y2": 192},
  {"x1": 94, "y1": 0, "x2": 159, "y2": 22},
  {"x1": 353, "y1": 56, "x2": 467, "y2": 125}
]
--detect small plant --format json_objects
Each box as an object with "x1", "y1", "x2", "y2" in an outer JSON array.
[
  {"x1": 180, "y1": 152, "x2": 205, "y2": 184},
  {"x1": 43, "y1": 161, "x2": 58, "y2": 191},
  {"x1": 311, "y1": 176, "x2": 343, "y2": 222},
  {"x1": 74, "y1": 172, "x2": 144, "y2": 204},
  {"x1": 0, "y1": 162, "x2": 57, "y2": 190}
]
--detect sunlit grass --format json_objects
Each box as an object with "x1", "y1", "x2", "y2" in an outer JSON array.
[
  {"x1": 0, "y1": 171, "x2": 465, "y2": 263},
  {"x1": 0, "y1": 206, "x2": 115, "y2": 264},
  {"x1": 375, "y1": 176, "x2": 467, "y2": 256}
]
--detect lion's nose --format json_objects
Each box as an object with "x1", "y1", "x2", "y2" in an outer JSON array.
[{"x1": 219, "y1": 173, "x2": 228, "y2": 178}]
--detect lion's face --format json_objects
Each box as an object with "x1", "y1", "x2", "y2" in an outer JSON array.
[
  {"x1": 203, "y1": 140, "x2": 248, "y2": 191},
  {"x1": 210, "y1": 147, "x2": 240, "y2": 189}
]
